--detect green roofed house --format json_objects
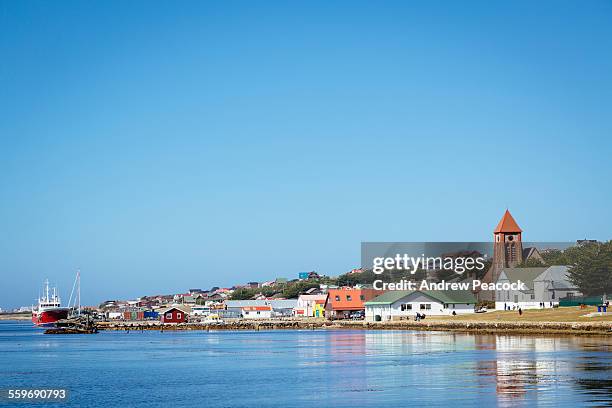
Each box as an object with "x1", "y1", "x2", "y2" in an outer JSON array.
[{"x1": 365, "y1": 290, "x2": 477, "y2": 322}]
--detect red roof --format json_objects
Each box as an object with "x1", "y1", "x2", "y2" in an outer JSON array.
[
  {"x1": 326, "y1": 288, "x2": 384, "y2": 311},
  {"x1": 242, "y1": 306, "x2": 271, "y2": 311},
  {"x1": 494, "y1": 210, "x2": 522, "y2": 233}
]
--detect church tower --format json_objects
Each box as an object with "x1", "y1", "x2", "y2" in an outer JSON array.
[
  {"x1": 478, "y1": 209, "x2": 528, "y2": 301},
  {"x1": 492, "y1": 209, "x2": 523, "y2": 273}
]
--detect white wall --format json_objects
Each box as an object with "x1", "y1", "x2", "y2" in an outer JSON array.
[
  {"x1": 495, "y1": 274, "x2": 559, "y2": 310},
  {"x1": 107, "y1": 312, "x2": 123, "y2": 319},
  {"x1": 366, "y1": 293, "x2": 475, "y2": 321},
  {"x1": 241, "y1": 310, "x2": 272, "y2": 319}
]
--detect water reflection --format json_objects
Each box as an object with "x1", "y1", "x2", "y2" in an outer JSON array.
[
  {"x1": 1, "y1": 322, "x2": 610, "y2": 408},
  {"x1": 292, "y1": 330, "x2": 611, "y2": 407}
]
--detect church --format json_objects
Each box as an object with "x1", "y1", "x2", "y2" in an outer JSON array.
[
  {"x1": 480, "y1": 210, "x2": 580, "y2": 308},
  {"x1": 479, "y1": 210, "x2": 544, "y2": 300}
]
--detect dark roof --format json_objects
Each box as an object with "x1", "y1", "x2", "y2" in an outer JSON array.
[{"x1": 522, "y1": 247, "x2": 539, "y2": 260}]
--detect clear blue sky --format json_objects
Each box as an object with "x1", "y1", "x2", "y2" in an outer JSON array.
[{"x1": 1, "y1": 1, "x2": 611, "y2": 308}]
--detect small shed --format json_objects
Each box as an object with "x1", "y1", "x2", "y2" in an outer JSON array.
[{"x1": 159, "y1": 306, "x2": 190, "y2": 323}]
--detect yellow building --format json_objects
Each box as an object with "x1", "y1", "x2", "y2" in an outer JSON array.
[{"x1": 313, "y1": 300, "x2": 325, "y2": 318}]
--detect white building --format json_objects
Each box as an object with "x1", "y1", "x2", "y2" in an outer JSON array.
[
  {"x1": 293, "y1": 294, "x2": 327, "y2": 317},
  {"x1": 365, "y1": 290, "x2": 477, "y2": 322},
  {"x1": 241, "y1": 306, "x2": 272, "y2": 319},
  {"x1": 190, "y1": 305, "x2": 212, "y2": 316},
  {"x1": 495, "y1": 265, "x2": 581, "y2": 310},
  {"x1": 107, "y1": 311, "x2": 123, "y2": 320}
]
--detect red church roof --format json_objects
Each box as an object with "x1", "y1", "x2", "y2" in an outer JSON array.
[{"x1": 494, "y1": 210, "x2": 522, "y2": 233}]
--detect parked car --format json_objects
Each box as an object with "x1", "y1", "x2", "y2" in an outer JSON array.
[{"x1": 350, "y1": 310, "x2": 365, "y2": 319}]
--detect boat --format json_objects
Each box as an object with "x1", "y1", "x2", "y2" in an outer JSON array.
[{"x1": 32, "y1": 279, "x2": 70, "y2": 327}]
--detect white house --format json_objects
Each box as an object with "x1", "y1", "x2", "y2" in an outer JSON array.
[
  {"x1": 107, "y1": 311, "x2": 123, "y2": 320},
  {"x1": 365, "y1": 290, "x2": 477, "y2": 322},
  {"x1": 241, "y1": 306, "x2": 272, "y2": 319},
  {"x1": 293, "y1": 294, "x2": 327, "y2": 317},
  {"x1": 190, "y1": 305, "x2": 212, "y2": 317},
  {"x1": 495, "y1": 266, "x2": 581, "y2": 310}
]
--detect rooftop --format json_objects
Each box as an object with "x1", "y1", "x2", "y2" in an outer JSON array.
[
  {"x1": 365, "y1": 290, "x2": 477, "y2": 305},
  {"x1": 494, "y1": 209, "x2": 522, "y2": 233}
]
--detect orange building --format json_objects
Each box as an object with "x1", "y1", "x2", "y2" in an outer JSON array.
[{"x1": 325, "y1": 287, "x2": 384, "y2": 319}]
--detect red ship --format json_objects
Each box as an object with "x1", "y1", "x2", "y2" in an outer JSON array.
[{"x1": 32, "y1": 279, "x2": 70, "y2": 326}]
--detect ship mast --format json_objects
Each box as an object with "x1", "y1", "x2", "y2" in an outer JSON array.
[
  {"x1": 77, "y1": 269, "x2": 81, "y2": 316},
  {"x1": 68, "y1": 269, "x2": 81, "y2": 316}
]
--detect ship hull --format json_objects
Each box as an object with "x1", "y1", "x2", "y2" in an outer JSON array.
[{"x1": 32, "y1": 309, "x2": 70, "y2": 327}]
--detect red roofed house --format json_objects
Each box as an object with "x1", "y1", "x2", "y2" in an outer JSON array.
[
  {"x1": 241, "y1": 305, "x2": 272, "y2": 319},
  {"x1": 325, "y1": 287, "x2": 384, "y2": 319},
  {"x1": 160, "y1": 305, "x2": 190, "y2": 324}
]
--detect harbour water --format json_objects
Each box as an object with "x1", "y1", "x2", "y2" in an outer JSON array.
[{"x1": 0, "y1": 321, "x2": 610, "y2": 407}]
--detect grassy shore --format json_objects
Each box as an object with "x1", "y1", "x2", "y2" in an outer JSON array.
[
  {"x1": 343, "y1": 306, "x2": 611, "y2": 335},
  {"x1": 430, "y1": 306, "x2": 612, "y2": 322}
]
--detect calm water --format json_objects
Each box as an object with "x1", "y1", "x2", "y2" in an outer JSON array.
[{"x1": 0, "y1": 321, "x2": 610, "y2": 407}]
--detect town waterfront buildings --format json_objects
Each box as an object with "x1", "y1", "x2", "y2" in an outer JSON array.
[{"x1": 90, "y1": 210, "x2": 586, "y2": 324}]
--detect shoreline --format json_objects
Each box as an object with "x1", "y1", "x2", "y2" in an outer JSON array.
[
  {"x1": 0, "y1": 313, "x2": 30, "y2": 321},
  {"x1": 94, "y1": 319, "x2": 612, "y2": 336},
  {"x1": 3, "y1": 313, "x2": 610, "y2": 336}
]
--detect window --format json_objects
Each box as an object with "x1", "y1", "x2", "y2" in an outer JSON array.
[
  {"x1": 360, "y1": 295, "x2": 365, "y2": 301},
  {"x1": 176, "y1": 313, "x2": 182, "y2": 319},
  {"x1": 400, "y1": 304, "x2": 412, "y2": 311},
  {"x1": 420, "y1": 304, "x2": 431, "y2": 310},
  {"x1": 335, "y1": 296, "x2": 340, "y2": 301},
  {"x1": 257, "y1": 311, "x2": 260, "y2": 315},
  {"x1": 166, "y1": 313, "x2": 172, "y2": 319},
  {"x1": 346, "y1": 295, "x2": 352, "y2": 301}
]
